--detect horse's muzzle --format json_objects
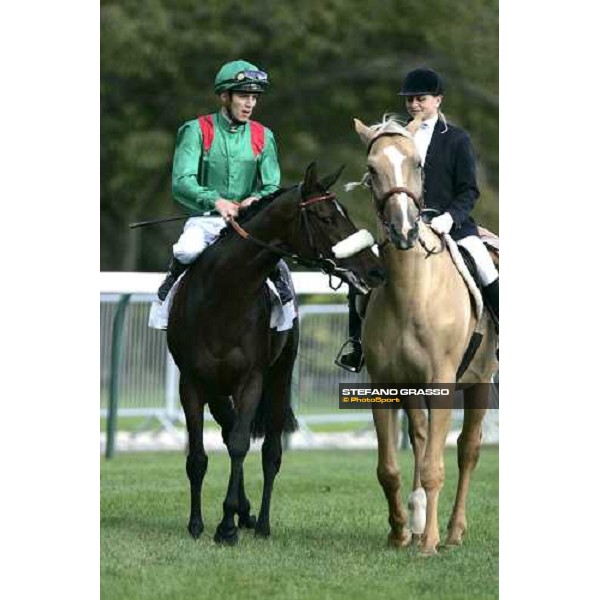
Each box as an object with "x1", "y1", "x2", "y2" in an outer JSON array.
[{"x1": 390, "y1": 222, "x2": 419, "y2": 250}]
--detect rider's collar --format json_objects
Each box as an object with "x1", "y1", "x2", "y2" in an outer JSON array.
[{"x1": 219, "y1": 108, "x2": 244, "y2": 132}]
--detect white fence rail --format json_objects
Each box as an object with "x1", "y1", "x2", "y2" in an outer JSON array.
[{"x1": 100, "y1": 272, "x2": 498, "y2": 452}]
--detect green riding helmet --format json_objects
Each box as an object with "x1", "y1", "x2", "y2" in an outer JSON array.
[{"x1": 214, "y1": 60, "x2": 269, "y2": 95}]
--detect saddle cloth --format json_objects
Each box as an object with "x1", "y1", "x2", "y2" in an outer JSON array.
[
  {"x1": 147, "y1": 276, "x2": 297, "y2": 332},
  {"x1": 444, "y1": 226, "x2": 500, "y2": 329}
]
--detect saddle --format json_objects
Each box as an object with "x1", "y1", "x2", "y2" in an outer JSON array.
[{"x1": 449, "y1": 225, "x2": 499, "y2": 380}]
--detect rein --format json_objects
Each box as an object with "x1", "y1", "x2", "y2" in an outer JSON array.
[{"x1": 228, "y1": 191, "x2": 353, "y2": 288}]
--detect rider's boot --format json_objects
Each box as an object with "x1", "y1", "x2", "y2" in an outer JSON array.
[
  {"x1": 482, "y1": 277, "x2": 499, "y2": 334},
  {"x1": 335, "y1": 288, "x2": 364, "y2": 373},
  {"x1": 157, "y1": 258, "x2": 188, "y2": 302}
]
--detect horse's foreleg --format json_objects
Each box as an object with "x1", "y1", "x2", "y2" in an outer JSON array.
[
  {"x1": 180, "y1": 375, "x2": 208, "y2": 539},
  {"x1": 214, "y1": 374, "x2": 263, "y2": 545},
  {"x1": 405, "y1": 407, "x2": 428, "y2": 541},
  {"x1": 209, "y1": 397, "x2": 256, "y2": 529},
  {"x1": 420, "y1": 406, "x2": 453, "y2": 555},
  {"x1": 255, "y1": 341, "x2": 296, "y2": 538},
  {"x1": 237, "y1": 468, "x2": 257, "y2": 529},
  {"x1": 373, "y1": 407, "x2": 411, "y2": 548},
  {"x1": 446, "y1": 385, "x2": 487, "y2": 546}
]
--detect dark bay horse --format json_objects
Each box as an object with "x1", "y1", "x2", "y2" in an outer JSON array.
[
  {"x1": 353, "y1": 116, "x2": 498, "y2": 554},
  {"x1": 167, "y1": 163, "x2": 385, "y2": 544}
]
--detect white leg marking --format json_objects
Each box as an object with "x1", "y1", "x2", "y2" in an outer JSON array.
[{"x1": 408, "y1": 487, "x2": 427, "y2": 535}]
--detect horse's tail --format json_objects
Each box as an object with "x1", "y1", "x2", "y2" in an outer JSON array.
[{"x1": 250, "y1": 388, "x2": 298, "y2": 440}]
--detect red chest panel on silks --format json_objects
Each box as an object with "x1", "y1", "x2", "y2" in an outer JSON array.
[{"x1": 197, "y1": 114, "x2": 266, "y2": 157}]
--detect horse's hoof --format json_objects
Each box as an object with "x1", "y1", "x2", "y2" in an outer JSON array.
[
  {"x1": 187, "y1": 519, "x2": 204, "y2": 539},
  {"x1": 387, "y1": 530, "x2": 411, "y2": 549},
  {"x1": 214, "y1": 524, "x2": 239, "y2": 545},
  {"x1": 444, "y1": 534, "x2": 464, "y2": 547},
  {"x1": 445, "y1": 523, "x2": 466, "y2": 546},
  {"x1": 238, "y1": 513, "x2": 257, "y2": 529},
  {"x1": 417, "y1": 545, "x2": 438, "y2": 557},
  {"x1": 255, "y1": 520, "x2": 271, "y2": 538}
]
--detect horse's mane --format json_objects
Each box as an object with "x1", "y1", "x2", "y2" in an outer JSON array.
[
  {"x1": 215, "y1": 185, "x2": 294, "y2": 241},
  {"x1": 344, "y1": 115, "x2": 414, "y2": 192},
  {"x1": 370, "y1": 113, "x2": 412, "y2": 138}
]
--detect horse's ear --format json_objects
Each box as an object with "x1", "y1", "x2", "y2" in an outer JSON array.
[
  {"x1": 354, "y1": 118, "x2": 375, "y2": 146},
  {"x1": 405, "y1": 115, "x2": 423, "y2": 136},
  {"x1": 319, "y1": 165, "x2": 345, "y2": 191},
  {"x1": 303, "y1": 161, "x2": 319, "y2": 195}
]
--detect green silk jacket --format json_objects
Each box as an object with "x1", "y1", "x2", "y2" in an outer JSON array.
[{"x1": 171, "y1": 111, "x2": 280, "y2": 213}]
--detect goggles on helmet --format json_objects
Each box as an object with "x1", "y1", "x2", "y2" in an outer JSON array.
[{"x1": 234, "y1": 70, "x2": 268, "y2": 83}]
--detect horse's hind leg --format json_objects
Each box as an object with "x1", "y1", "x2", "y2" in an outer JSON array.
[
  {"x1": 180, "y1": 374, "x2": 208, "y2": 539},
  {"x1": 373, "y1": 407, "x2": 411, "y2": 548},
  {"x1": 209, "y1": 398, "x2": 256, "y2": 529},
  {"x1": 446, "y1": 385, "x2": 487, "y2": 546},
  {"x1": 214, "y1": 373, "x2": 263, "y2": 545}
]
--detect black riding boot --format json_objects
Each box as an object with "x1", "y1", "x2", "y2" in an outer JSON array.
[
  {"x1": 269, "y1": 261, "x2": 294, "y2": 304},
  {"x1": 335, "y1": 287, "x2": 364, "y2": 373},
  {"x1": 157, "y1": 258, "x2": 188, "y2": 302},
  {"x1": 482, "y1": 277, "x2": 499, "y2": 333}
]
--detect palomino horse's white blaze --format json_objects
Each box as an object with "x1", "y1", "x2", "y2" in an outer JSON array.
[
  {"x1": 382, "y1": 146, "x2": 412, "y2": 236},
  {"x1": 408, "y1": 487, "x2": 427, "y2": 535},
  {"x1": 332, "y1": 229, "x2": 375, "y2": 259}
]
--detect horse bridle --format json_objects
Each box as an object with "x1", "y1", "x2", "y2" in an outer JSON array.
[
  {"x1": 228, "y1": 188, "x2": 356, "y2": 289},
  {"x1": 369, "y1": 143, "x2": 446, "y2": 258}
]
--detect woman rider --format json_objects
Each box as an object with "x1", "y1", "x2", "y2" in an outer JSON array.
[{"x1": 336, "y1": 67, "x2": 499, "y2": 371}]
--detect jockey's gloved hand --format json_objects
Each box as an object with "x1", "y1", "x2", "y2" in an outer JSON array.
[{"x1": 430, "y1": 212, "x2": 453, "y2": 235}]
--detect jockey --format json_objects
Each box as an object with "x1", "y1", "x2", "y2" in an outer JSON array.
[
  {"x1": 149, "y1": 59, "x2": 293, "y2": 329},
  {"x1": 337, "y1": 67, "x2": 499, "y2": 372}
]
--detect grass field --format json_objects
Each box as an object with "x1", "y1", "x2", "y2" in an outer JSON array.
[{"x1": 101, "y1": 447, "x2": 498, "y2": 600}]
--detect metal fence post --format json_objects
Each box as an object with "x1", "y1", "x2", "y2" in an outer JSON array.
[
  {"x1": 106, "y1": 294, "x2": 131, "y2": 459},
  {"x1": 400, "y1": 410, "x2": 410, "y2": 450}
]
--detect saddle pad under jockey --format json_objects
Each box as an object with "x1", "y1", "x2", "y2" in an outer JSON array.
[
  {"x1": 265, "y1": 280, "x2": 297, "y2": 332},
  {"x1": 147, "y1": 275, "x2": 297, "y2": 332}
]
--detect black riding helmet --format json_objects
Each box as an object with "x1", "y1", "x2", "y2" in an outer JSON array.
[{"x1": 398, "y1": 68, "x2": 444, "y2": 96}]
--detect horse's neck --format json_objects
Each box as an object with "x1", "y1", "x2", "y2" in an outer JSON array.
[
  {"x1": 208, "y1": 204, "x2": 288, "y2": 295},
  {"x1": 382, "y1": 224, "x2": 455, "y2": 308}
]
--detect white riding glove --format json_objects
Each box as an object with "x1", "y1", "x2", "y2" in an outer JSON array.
[{"x1": 430, "y1": 212, "x2": 454, "y2": 235}]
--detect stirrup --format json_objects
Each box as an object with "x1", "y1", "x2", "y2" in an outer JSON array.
[{"x1": 334, "y1": 339, "x2": 365, "y2": 373}]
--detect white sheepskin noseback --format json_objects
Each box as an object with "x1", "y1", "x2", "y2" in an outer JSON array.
[{"x1": 332, "y1": 230, "x2": 375, "y2": 259}]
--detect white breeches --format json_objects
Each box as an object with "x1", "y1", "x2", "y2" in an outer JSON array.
[
  {"x1": 457, "y1": 235, "x2": 499, "y2": 286},
  {"x1": 172, "y1": 216, "x2": 226, "y2": 264}
]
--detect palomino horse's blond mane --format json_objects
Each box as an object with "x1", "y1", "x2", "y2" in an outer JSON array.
[
  {"x1": 344, "y1": 115, "x2": 415, "y2": 192},
  {"x1": 370, "y1": 113, "x2": 413, "y2": 138}
]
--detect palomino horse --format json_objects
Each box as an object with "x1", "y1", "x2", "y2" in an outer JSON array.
[
  {"x1": 354, "y1": 115, "x2": 498, "y2": 554},
  {"x1": 167, "y1": 163, "x2": 385, "y2": 544}
]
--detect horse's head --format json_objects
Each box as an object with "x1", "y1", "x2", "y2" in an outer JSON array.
[
  {"x1": 284, "y1": 162, "x2": 386, "y2": 293},
  {"x1": 354, "y1": 117, "x2": 426, "y2": 250}
]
